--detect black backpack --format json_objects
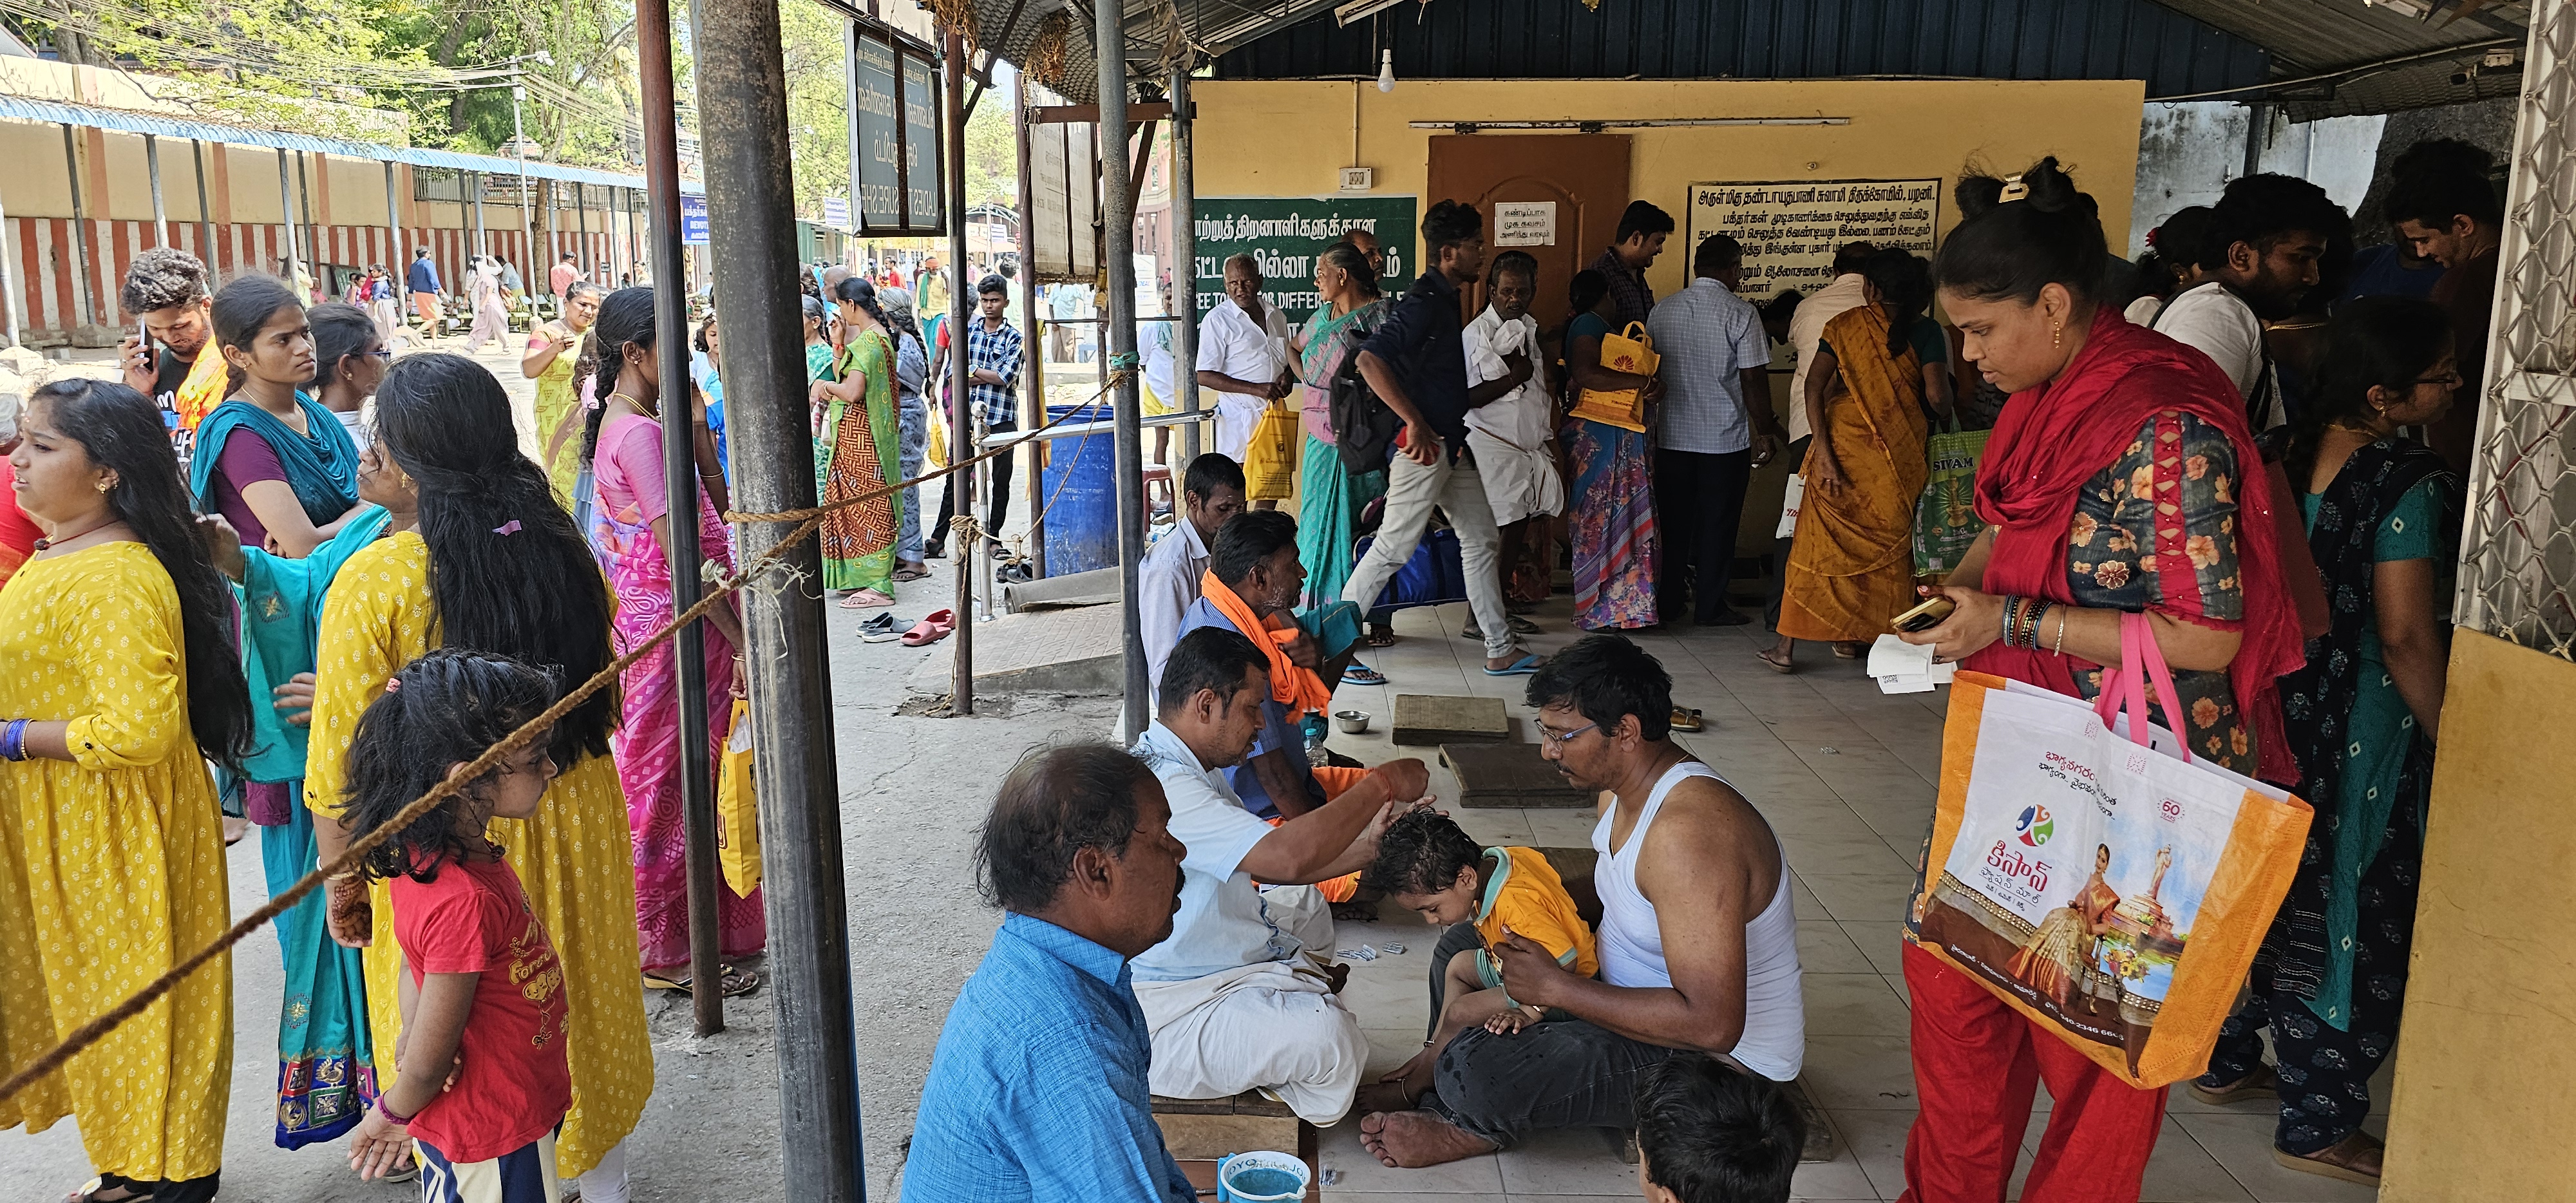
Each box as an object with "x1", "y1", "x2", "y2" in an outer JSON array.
[{"x1": 1329, "y1": 310, "x2": 1399, "y2": 473}]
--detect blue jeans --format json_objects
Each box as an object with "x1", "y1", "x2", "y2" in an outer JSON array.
[{"x1": 896, "y1": 392, "x2": 928, "y2": 563}]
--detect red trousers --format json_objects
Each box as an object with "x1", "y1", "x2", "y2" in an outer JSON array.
[{"x1": 1898, "y1": 942, "x2": 2167, "y2": 1203}]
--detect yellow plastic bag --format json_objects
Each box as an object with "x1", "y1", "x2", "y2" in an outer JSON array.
[
  {"x1": 925, "y1": 410, "x2": 950, "y2": 471},
  {"x1": 1570, "y1": 321, "x2": 1656, "y2": 433},
  {"x1": 1243, "y1": 399, "x2": 1300, "y2": 501},
  {"x1": 716, "y1": 697, "x2": 762, "y2": 897}
]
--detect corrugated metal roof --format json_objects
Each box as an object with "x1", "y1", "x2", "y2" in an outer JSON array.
[
  {"x1": 2145, "y1": 0, "x2": 2531, "y2": 120},
  {"x1": 1215, "y1": 0, "x2": 2270, "y2": 97},
  {"x1": 0, "y1": 94, "x2": 696, "y2": 192},
  {"x1": 944, "y1": 0, "x2": 1345, "y2": 106}
]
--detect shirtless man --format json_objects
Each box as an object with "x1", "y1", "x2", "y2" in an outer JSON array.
[{"x1": 1359, "y1": 633, "x2": 1805, "y2": 1167}]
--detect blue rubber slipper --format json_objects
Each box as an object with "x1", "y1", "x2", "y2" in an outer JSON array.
[
  {"x1": 1342, "y1": 664, "x2": 1388, "y2": 686},
  {"x1": 1483, "y1": 653, "x2": 1544, "y2": 677}
]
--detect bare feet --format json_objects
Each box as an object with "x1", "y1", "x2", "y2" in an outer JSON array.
[
  {"x1": 1380, "y1": 1048, "x2": 1430, "y2": 1085},
  {"x1": 1351, "y1": 1080, "x2": 1416, "y2": 1116},
  {"x1": 1357, "y1": 1109, "x2": 1499, "y2": 1168}
]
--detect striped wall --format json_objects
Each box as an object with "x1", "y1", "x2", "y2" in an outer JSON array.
[{"x1": 3, "y1": 216, "x2": 634, "y2": 342}]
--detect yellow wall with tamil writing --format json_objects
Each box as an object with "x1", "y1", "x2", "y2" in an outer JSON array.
[{"x1": 1189, "y1": 77, "x2": 2146, "y2": 300}]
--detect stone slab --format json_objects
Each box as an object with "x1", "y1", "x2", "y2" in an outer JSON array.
[
  {"x1": 1441, "y1": 741, "x2": 1595, "y2": 808},
  {"x1": 904, "y1": 602, "x2": 1124, "y2": 696},
  {"x1": 1390, "y1": 693, "x2": 1510, "y2": 746}
]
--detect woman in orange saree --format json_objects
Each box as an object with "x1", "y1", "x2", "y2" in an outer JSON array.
[{"x1": 1763, "y1": 250, "x2": 1947, "y2": 670}]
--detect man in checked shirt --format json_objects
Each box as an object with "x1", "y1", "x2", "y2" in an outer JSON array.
[{"x1": 931, "y1": 273, "x2": 1027, "y2": 560}]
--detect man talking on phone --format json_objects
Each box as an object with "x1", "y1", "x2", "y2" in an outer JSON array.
[{"x1": 117, "y1": 247, "x2": 227, "y2": 469}]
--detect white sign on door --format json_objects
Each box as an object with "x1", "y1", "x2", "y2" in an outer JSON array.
[{"x1": 1493, "y1": 201, "x2": 1557, "y2": 247}]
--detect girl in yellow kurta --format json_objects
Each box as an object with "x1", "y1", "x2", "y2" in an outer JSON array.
[
  {"x1": 1, "y1": 379, "x2": 256, "y2": 1203},
  {"x1": 301, "y1": 352, "x2": 650, "y2": 1187}
]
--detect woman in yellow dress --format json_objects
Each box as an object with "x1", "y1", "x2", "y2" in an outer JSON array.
[
  {"x1": 301, "y1": 352, "x2": 652, "y2": 1195},
  {"x1": 527, "y1": 281, "x2": 604, "y2": 507},
  {"x1": 0, "y1": 379, "x2": 254, "y2": 1202}
]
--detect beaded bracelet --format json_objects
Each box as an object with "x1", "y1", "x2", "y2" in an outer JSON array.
[
  {"x1": 2000, "y1": 595, "x2": 2022, "y2": 650},
  {"x1": 1, "y1": 719, "x2": 28, "y2": 763}
]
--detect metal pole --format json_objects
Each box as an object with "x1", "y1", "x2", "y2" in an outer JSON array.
[
  {"x1": 1097, "y1": 0, "x2": 1149, "y2": 737},
  {"x1": 299, "y1": 152, "x2": 319, "y2": 286},
  {"x1": 1168, "y1": 64, "x2": 1200, "y2": 463},
  {"x1": 685, "y1": 0, "x2": 864, "y2": 1195},
  {"x1": 473, "y1": 171, "x2": 487, "y2": 258},
  {"x1": 276, "y1": 149, "x2": 299, "y2": 283},
  {"x1": 638, "y1": 0, "x2": 724, "y2": 1041},
  {"x1": 383, "y1": 160, "x2": 402, "y2": 285},
  {"x1": 0, "y1": 179, "x2": 21, "y2": 347},
  {"x1": 145, "y1": 133, "x2": 167, "y2": 248},
  {"x1": 1014, "y1": 77, "x2": 1045, "y2": 579},
  {"x1": 945, "y1": 24, "x2": 975, "y2": 712},
  {"x1": 514, "y1": 82, "x2": 535, "y2": 292},
  {"x1": 194, "y1": 141, "x2": 216, "y2": 279},
  {"x1": 62, "y1": 125, "x2": 96, "y2": 333}
]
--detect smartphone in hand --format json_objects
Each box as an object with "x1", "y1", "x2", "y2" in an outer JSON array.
[{"x1": 1891, "y1": 595, "x2": 1956, "y2": 633}]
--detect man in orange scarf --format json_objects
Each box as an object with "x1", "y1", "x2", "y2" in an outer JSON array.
[
  {"x1": 1177, "y1": 511, "x2": 1378, "y2": 902},
  {"x1": 117, "y1": 248, "x2": 227, "y2": 470}
]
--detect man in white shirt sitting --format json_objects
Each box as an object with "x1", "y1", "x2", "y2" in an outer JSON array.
[
  {"x1": 1195, "y1": 253, "x2": 1293, "y2": 466},
  {"x1": 1130, "y1": 627, "x2": 1430, "y2": 1124},
  {"x1": 1461, "y1": 250, "x2": 1562, "y2": 638},
  {"x1": 1141, "y1": 454, "x2": 1247, "y2": 704},
  {"x1": 2149, "y1": 173, "x2": 2341, "y2": 433}
]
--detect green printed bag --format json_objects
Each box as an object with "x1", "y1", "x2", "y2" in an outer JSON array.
[{"x1": 1914, "y1": 419, "x2": 1990, "y2": 578}]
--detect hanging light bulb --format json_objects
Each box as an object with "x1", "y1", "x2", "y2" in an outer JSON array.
[{"x1": 1378, "y1": 48, "x2": 1396, "y2": 93}]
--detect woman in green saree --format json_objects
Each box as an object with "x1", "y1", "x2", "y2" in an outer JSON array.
[{"x1": 808, "y1": 276, "x2": 904, "y2": 607}]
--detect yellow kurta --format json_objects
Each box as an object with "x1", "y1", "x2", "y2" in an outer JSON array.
[
  {"x1": 531, "y1": 320, "x2": 585, "y2": 506},
  {"x1": 302, "y1": 531, "x2": 650, "y2": 1177},
  {"x1": 0, "y1": 543, "x2": 229, "y2": 1180}
]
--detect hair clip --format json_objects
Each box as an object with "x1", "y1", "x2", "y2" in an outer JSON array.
[
  {"x1": 493, "y1": 520, "x2": 522, "y2": 536},
  {"x1": 1999, "y1": 174, "x2": 2029, "y2": 203},
  {"x1": 383, "y1": 678, "x2": 402, "y2": 694}
]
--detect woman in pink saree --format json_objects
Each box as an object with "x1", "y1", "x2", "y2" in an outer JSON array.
[{"x1": 580, "y1": 286, "x2": 765, "y2": 987}]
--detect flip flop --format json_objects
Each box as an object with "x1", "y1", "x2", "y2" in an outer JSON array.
[
  {"x1": 900, "y1": 609, "x2": 957, "y2": 647},
  {"x1": 641, "y1": 965, "x2": 764, "y2": 999},
  {"x1": 837, "y1": 589, "x2": 894, "y2": 610},
  {"x1": 1756, "y1": 648, "x2": 1797, "y2": 674},
  {"x1": 1365, "y1": 628, "x2": 1397, "y2": 649},
  {"x1": 1483, "y1": 653, "x2": 1544, "y2": 677},
  {"x1": 1506, "y1": 614, "x2": 1542, "y2": 636},
  {"x1": 1669, "y1": 706, "x2": 1705, "y2": 732},
  {"x1": 1342, "y1": 664, "x2": 1388, "y2": 687}
]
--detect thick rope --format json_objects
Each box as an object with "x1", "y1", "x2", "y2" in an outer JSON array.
[{"x1": 0, "y1": 368, "x2": 1133, "y2": 1104}]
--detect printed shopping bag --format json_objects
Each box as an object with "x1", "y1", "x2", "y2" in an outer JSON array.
[
  {"x1": 1913, "y1": 614, "x2": 2310, "y2": 1088},
  {"x1": 1571, "y1": 322, "x2": 1656, "y2": 433},
  {"x1": 1244, "y1": 399, "x2": 1301, "y2": 498},
  {"x1": 1912, "y1": 419, "x2": 1991, "y2": 578},
  {"x1": 1774, "y1": 472, "x2": 1805, "y2": 540},
  {"x1": 716, "y1": 697, "x2": 762, "y2": 897}
]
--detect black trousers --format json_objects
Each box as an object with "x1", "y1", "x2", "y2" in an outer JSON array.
[
  {"x1": 1763, "y1": 436, "x2": 1812, "y2": 629},
  {"x1": 1417, "y1": 922, "x2": 1676, "y2": 1149},
  {"x1": 931, "y1": 416, "x2": 1016, "y2": 547},
  {"x1": 1653, "y1": 448, "x2": 1754, "y2": 623}
]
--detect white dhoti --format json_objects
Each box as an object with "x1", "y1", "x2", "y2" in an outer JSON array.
[
  {"x1": 1211, "y1": 393, "x2": 1267, "y2": 463},
  {"x1": 1464, "y1": 428, "x2": 1566, "y2": 526},
  {"x1": 1130, "y1": 885, "x2": 1366, "y2": 1126}
]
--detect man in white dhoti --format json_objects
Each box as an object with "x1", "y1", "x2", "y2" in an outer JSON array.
[
  {"x1": 1129, "y1": 627, "x2": 1429, "y2": 1124},
  {"x1": 1195, "y1": 253, "x2": 1292, "y2": 466},
  {"x1": 1462, "y1": 251, "x2": 1564, "y2": 632}
]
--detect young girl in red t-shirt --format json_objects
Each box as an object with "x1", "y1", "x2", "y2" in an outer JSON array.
[{"x1": 340, "y1": 649, "x2": 573, "y2": 1202}]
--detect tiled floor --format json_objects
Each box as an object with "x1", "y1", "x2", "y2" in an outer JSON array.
[{"x1": 1309, "y1": 592, "x2": 2385, "y2": 1202}]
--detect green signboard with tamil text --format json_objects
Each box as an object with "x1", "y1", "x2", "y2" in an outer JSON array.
[{"x1": 1189, "y1": 196, "x2": 1417, "y2": 327}]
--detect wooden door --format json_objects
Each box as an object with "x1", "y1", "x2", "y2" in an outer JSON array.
[{"x1": 1425, "y1": 134, "x2": 1633, "y2": 339}]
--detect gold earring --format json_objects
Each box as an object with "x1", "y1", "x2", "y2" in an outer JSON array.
[
  {"x1": 95, "y1": 480, "x2": 110, "y2": 492},
  {"x1": 2051, "y1": 322, "x2": 2062, "y2": 349}
]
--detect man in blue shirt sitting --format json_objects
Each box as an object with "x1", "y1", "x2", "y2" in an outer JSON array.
[
  {"x1": 1343, "y1": 200, "x2": 1539, "y2": 676},
  {"x1": 902, "y1": 742, "x2": 1197, "y2": 1202}
]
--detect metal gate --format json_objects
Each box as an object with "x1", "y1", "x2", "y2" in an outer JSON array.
[{"x1": 2458, "y1": 0, "x2": 2576, "y2": 660}]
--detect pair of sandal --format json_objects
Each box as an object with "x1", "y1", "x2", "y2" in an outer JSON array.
[
  {"x1": 2190, "y1": 1066, "x2": 2383, "y2": 1186},
  {"x1": 643, "y1": 963, "x2": 763, "y2": 999}
]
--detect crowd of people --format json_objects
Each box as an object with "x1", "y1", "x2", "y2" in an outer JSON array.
[
  {"x1": 900, "y1": 134, "x2": 2492, "y2": 1203},
  {"x1": 0, "y1": 122, "x2": 2498, "y2": 1203}
]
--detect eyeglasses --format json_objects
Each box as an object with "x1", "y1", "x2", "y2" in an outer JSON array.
[{"x1": 1537, "y1": 720, "x2": 1599, "y2": 749}]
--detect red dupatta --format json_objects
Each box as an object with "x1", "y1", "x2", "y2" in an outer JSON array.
[{"x1": 1967, "y1": 307, "x2": 2304, "y2": 785}]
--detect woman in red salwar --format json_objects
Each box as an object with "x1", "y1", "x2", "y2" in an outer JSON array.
[{"x1": 1889, "y1": 158, "x2": 2306, "y2": 1203}]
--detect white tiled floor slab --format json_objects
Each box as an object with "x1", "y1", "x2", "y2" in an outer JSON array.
[{"x1": 1309, "y1": 594, "x2": 2376, "y2": 1201}]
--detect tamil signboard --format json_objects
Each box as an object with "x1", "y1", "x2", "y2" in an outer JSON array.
[
  {"x1": 1682, "y1": 178, "x2": 1940, "y2": 296},
  {"x1": 681, "y1": 193, "x2": 709, "y2": 246},
  {"x1": 1190, "y1": 197, "x2": 1416, "y2": 327},
  {"x1": 844, "y1": 18, "x2": 945, "y2": 235}
]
